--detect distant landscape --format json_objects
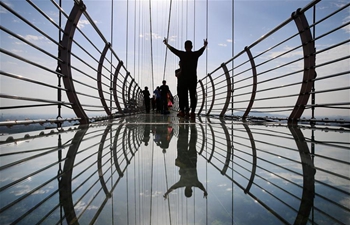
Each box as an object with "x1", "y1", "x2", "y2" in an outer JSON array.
[
  {"x1": 1, "y1": 111, "x2": 349, "y2": 136},
  {"x1": 0, "y1": 113, "x2": 79, "y2": 135}
]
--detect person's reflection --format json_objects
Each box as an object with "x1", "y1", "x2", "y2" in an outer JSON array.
[
  {"x1": 154, "y1": 124, "x2": 174, "y2": 153},
  {"x1": 164, "y1": 123, "x2": 207, "y2": 199},
  {"x1": 142, "y1": 117, "x2": 151, "y2": 146}
]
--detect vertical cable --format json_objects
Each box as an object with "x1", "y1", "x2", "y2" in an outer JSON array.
[
  {"x1": 110, "y1": 0, "x2": 114, "y2": 113},
  {"x1": 311, "y1": 4, "x2": 316, "y2": 121},
  {"x1": 186, "y1": 0, "x2": 188, "y2": 39},
  {"x1": 126, "y1": 0, "x2": 129, "y2": 67},
  {"x1": 149, "y1": 0, "x2": 154, "y2": 91},
  {"x1": 193, "y1": 0, "x2": 196, "y2": 48},
  {"x1": 205, "y1": 1, "x2": 209, "y2": 223},
  {"x1": 231, "y1": 2, "x2": 235, "y2": 224},
  {"x1": 231, "y1": 0, "x2": 234, "y2": 116},
  {"x1": 56, "y1": 0, "x2": 62, "y2": 127},
  {"x1": 311, "y1": 4, "x2": 316, "y2": 223},
  {"x1": 138, "y1": 1, "x2": 141, "y2": 89},
  {"x1": 133, "y1": 0, "x2": 137, "y2": 84},
  {"x1": 56, "y1": 3, "x2": 63, "y2": 222},
  {"x1": 205, "y1": 0, "x2": 208, "y2": 114},
  {"x1": 162, "y1": 0, "x2": 173, "y2": 81}
]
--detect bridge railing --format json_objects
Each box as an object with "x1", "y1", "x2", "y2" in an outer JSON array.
[
  {"x1": 1, "y1": 0, "x2": 349, "y2": 130},
  {"x1": 0, "y1": 0, "x2": 144, "y2": 129},
  {"x1": 196, "y1": 0, "x2": 349, "y2": 125}
]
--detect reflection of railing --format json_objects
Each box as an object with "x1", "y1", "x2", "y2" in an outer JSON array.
[
  {"x1": 196, "y1": 0, "x2": 349, "y2": 124},
  {"x1": 196, "y1": 117, "x2": 349, "y2": 225},
  {"x1": 0, "y1": 117, "x2": 349, "y2": 224},
  {"x1": 0, "y1": 119, "x2": 144, "y2": 224}
]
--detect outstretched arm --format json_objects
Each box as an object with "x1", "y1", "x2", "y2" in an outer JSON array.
[
  {"x1": 197, "y1": 182, "x2": 208, "y2": 198},
  {"x1": 195, "y1": 38, "x2": 208, "y2": 56},
  {"x1": 203, "y1": 38, "x2": 208, "y2": 48},
  {"x1": 163, "y1": 182, "x2": 182, "y2": 199},
  {"x1": 163, "y1": 38, "x2": 171, "y2": 48},
  {"x1": 163, "y1": 188, "x2": 174, "y2": 199},
  {"x1": 163, "y1": 38, "x2": 181, "y2": 56}
]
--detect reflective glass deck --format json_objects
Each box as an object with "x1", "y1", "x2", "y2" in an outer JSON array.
[{"x1": 0, "y1": 113, "x2": 349, "y2": 225}]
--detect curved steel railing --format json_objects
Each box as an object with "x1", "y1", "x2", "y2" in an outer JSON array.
[
  {"x1": 0, "y1": 0, "x2": 349, "y2": 130},
  {"x1": 0, "y1": 0, "x2": 144, "y2": 129},
  {"x1": 196, "y1": 0, "x2": 349, "y2": 125}
]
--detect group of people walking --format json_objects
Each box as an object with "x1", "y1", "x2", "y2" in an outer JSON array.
[
  {"x1": 143, "y1": 38, "x2": 208, "y2": 119},
  {"x1": 142, "y1": 80, "x2": 173, "y2": 114}
]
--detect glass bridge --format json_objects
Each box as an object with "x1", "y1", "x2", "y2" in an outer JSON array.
[
  {"x1": 1, "y1": 0, "x2": 349, "y2": 224},
  {"x1": 1, "y1": 112, "x2": 349, "y2": 225}
]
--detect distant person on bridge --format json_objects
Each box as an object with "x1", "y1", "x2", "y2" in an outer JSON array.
[
  {"x1": 163, "y1": 38, "x2": 208, "y2": 119},
  {"x1": 142, "y1": 86, "x2": 151, "y2": 113},
  {"x1": 160, "y1": 80, "x2": 171, "y2": 114},
  {"x1": 154, "y1": 86, "x2": 162, "y2": 113}
]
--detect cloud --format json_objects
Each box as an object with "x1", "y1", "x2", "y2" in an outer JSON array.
[
  {"x1": 78, "y1": 19, "x2": 90, "y2": 29},
  {"x1": 342, "y1": 15, "x2": 350, "y2": 33},
  {"x1": 145, "y1": 32, "x2": 163, "y2": 40},
  {"x1": 22, "y1": 35, "x2": 45, "y2": 41},
  {"x1": 0, "y1": 0, "x2": 13, "y2": 14},
  {"x1": 169, "y1": 35, "x2": 177, "y2": 42},
  {"x1": 265, "y1": 46, "x2": 303, "y2": 59},
  {"x1": 139, "y1": 32, "x2": 164, "y2": 41},
  {"x1": 217, "y1": 39, "x2": 233, "y2": 47},
  {"x1": 11, "y1": 48, "x2": 23, "y2": 53}
]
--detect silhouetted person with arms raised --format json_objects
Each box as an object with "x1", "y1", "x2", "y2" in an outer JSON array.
[
  {"x1": 163, "y1": 38, "x2": 208, "y2": 119},
  {"x1": 142, "y1": 86, "x2": 151, "y2": 113},
  {"x1": 163, "y1": 123, "x2": 208, "y2": 199}
]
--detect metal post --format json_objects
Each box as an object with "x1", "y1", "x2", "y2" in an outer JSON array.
[
  {"x1": 242, "y1": 47, "x2": 257, "y2": 120},
  {"x1": 59, "y1": 1, "x2": 89, "y2": 124},
  {"x1": 288, "y1": 8, "x2": 316, "y2": 124},
  {"x1": 97, "y1": 43, "x2": 112, "y2": 116},
  {"x1": 220, "y1": 63, "x2": 232, "y2": 117}
]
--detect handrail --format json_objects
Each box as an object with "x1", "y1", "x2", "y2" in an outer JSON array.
[
  {"x1": 0, "y1": 0, "x2": 348, "y2": 130},
  {"x1": 0, "y1": 0, "x2": 144, "y2": 129},
  {"x1": 196, "y1": 0, "x2": 349, "y2": 125}
]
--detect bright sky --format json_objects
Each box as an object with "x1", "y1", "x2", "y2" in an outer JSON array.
[{"x1": 1, "y1": 0, "x2": 349, "y2": 118}]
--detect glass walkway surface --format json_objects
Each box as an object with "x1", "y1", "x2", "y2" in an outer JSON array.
[{"x1": 0, "y1": 112, "x2": 349, "y2": 225}]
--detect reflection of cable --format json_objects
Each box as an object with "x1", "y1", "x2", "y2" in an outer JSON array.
[
  {"x1": 134, "y1": 148, "x2": 137, "y2": 224},
  {"x1": 163, "y1": 149, "x2": 172, "y2": 225},
  {"x1": 149, "y1": 131, "x2": 154, "y2": 225}
]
